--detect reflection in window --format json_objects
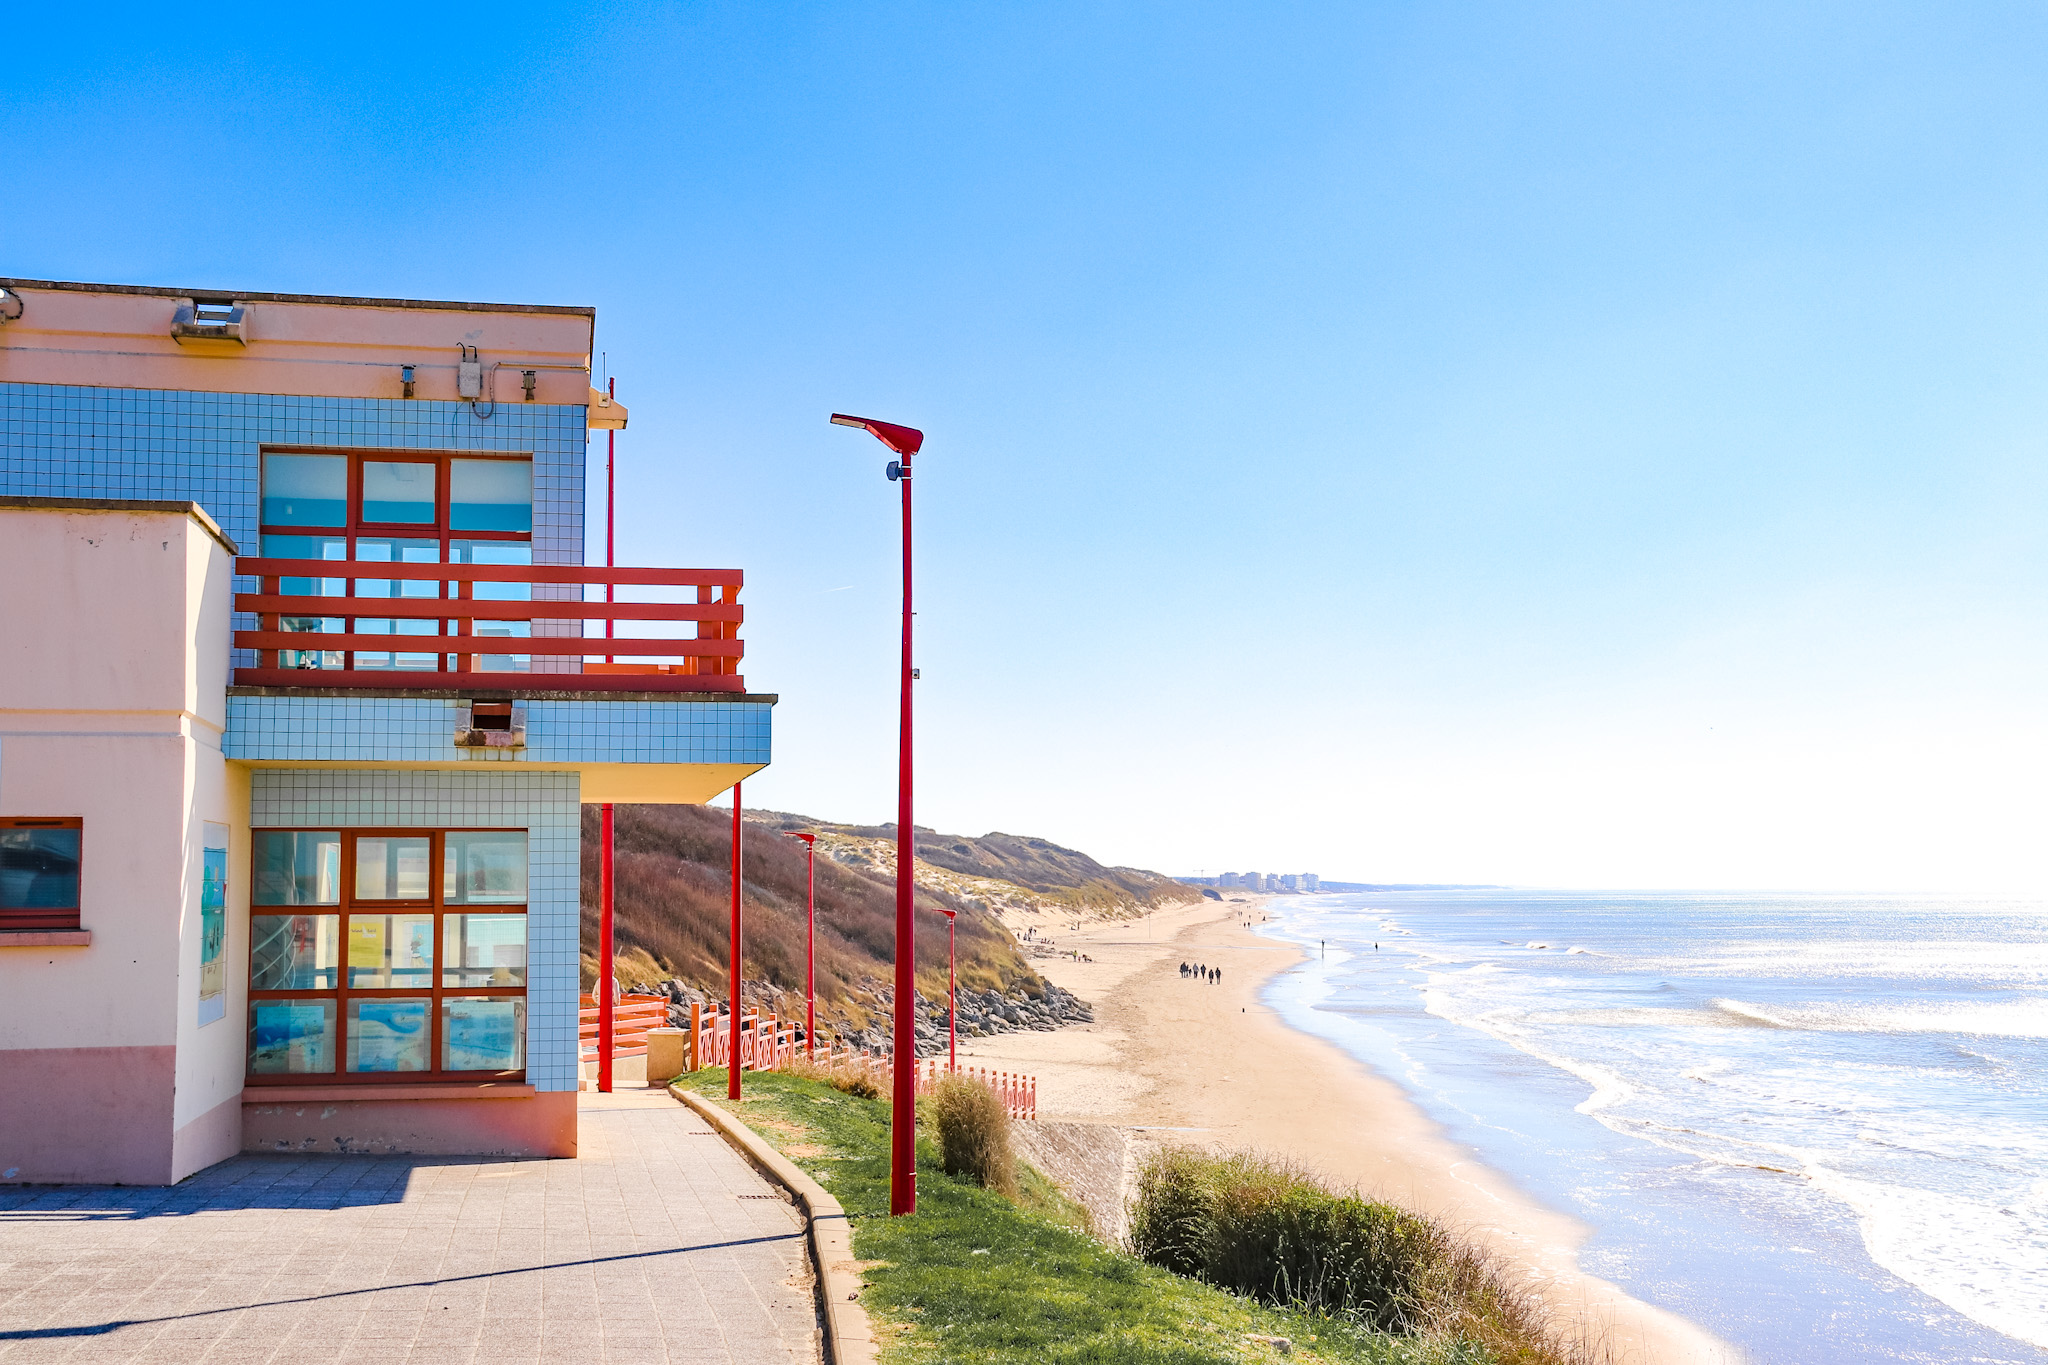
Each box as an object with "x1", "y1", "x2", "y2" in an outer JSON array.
[
  {"x1": 449, "y1": 459, "x2": 532, "y2": 532},
  {"x1": 354, "y1": 837, "x2": 431, "y2": 900},
  {"x1": 348, "y1": 912, "x2": 435, "y2": 988},
  {"x1": 444, "y1": 997, "x2": 526, "y2": 1071},
  {"x1": 361, "y1": 461, "x2": 437, "y2": 523},
  {"x1": 443, "y1": 832, "x2": 527, "y2": 904},
  {"x1": 346, "y1": 998, "x2": 431, "y2": 1072},
  {"x1": 252, "y1": 914, "x2": 340, "y2": 990},
  {"x1": 451, "y1": 541, "x2": 532, "y2": 671},
  {"x1": 261, "y1": 454, "x2": 347, "y2": 528},
  {"x1": 353, "y1": 538, "x2": 442, "y2": 671},
  {"x1": 0, "y1": 826, "x2": 80, "y2": 910},
  {"x1": 249, "y1": 999, "x2": 337, "y2": 1074},
  {"x1": 443, "y1": 915, "x2": 527, "y2": 987},
  {"x1": 263, "y1": 535, "x2": 347, "y2": 669},
  {"x1": 252, "y1": 831, "x2": 341, "y2": 906}
]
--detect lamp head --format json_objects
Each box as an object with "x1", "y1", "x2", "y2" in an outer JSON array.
[
  {"x1": 784, "y1": 831, "x2": 816, "y2": 846},
  {"x1": 829, "y1": 413, "x2": 924, "y2": 457}
]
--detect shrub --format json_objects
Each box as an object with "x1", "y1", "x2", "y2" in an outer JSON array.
[
  {"x1": 1128, "y1": 1147, "x2": 1584, "y2": 1363},
  {"x1": 929, "y1": 1073, "x2": 1017, "y2": 1196}
]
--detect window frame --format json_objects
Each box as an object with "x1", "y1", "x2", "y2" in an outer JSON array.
[
  {"x1": 257, "y1": 447, "x2": 535, "y2": 673},
  {"x1": 245, "y1": 826, "x2": 528, "y2": 1086},
  {"x1": 0, "y1": 816, "x2": 83, "y2": 932}
]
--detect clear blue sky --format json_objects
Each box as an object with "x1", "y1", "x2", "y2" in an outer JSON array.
[{"x1": 9, "y1": 3, "x2": 2045, "y2": 890}]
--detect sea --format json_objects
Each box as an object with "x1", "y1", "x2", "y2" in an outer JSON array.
[{"x1": 1258, "y1": 890, "x2": 2048, "y2": 1365}]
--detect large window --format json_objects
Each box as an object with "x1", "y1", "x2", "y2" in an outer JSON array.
[
  {"x1": 258, "y1": 450, "x2": 534, "y2": 672},
  {"x1": 248, "y1": 828, "x2": 529, "y2": 1082},
  {"x1": 0, "y1": 817, "x2": 82, "y2": 932}
]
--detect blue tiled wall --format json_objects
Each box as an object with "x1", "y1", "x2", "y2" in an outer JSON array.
[
  {"x1": 226, "y1": 695, "x2": 772, "y2": 766},
  {"x1": 0, "y1": 382, "x2": 586, "y2": 564},
  {"x1": 250, "y1": 769, "x2": 583, "y2": 1092}
]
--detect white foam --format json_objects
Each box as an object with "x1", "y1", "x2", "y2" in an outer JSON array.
[{"x1": 1805, "y1": 1165, "x2": 2048, "y2": 1350}]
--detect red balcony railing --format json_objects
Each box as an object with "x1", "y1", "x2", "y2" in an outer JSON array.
[{"x1": 231, "y1": 558, "x2": 746, "y2": 692}]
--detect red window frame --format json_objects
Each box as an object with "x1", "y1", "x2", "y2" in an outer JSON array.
[
  {"x1": 246, "y1": 826, "x2": 528, "y2": 1086},
  {"x1": 257, "y1": 447, "x2": 534, "y2": 673},
  {"x1": 0, "y1": 816, "x2": 83, "y2": 932}
]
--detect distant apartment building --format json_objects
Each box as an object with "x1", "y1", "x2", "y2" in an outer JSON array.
[
  {"x1": 1241, "y1": 871, "x2": 1260, "y2": 892},
  {"x1": 1217, "y1": 872, "x2": 1240, "y2": 888},
  {"x1": 1301, "y1": 873, "x2": 1319, "y2": 892},
  {"x1": 1279, "y1": 874, "x2": 1299, "y2": 891},
  {"x1": 0, "y1": 277, "x2": 771, "y2": 1184}
]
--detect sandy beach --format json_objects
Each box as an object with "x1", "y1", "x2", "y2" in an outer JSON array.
[{"x1": 960, "y1": 893, "x2": 1743, "y2": 1365}]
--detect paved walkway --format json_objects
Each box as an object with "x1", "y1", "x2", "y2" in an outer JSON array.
[{"x1": 0, "y1": 1090, "x2": 819, "y2": 1365}]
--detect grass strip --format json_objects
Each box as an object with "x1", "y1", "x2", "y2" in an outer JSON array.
[{"x1": 674, "y1": 1069, "x2": 1492, "y2": 1365}]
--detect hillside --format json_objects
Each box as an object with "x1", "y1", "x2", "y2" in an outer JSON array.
[{"x1": 578, "y1": 804, "x2": 1204, "y2": 1048}]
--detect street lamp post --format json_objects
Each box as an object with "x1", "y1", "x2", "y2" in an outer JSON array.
[
  {"x1": 829, "y1": 412, "x2": 925, "y2": 1217},
  {"x1": 938, "y1": 908, "x2": 957, "y2": 1074},
  {"x1": 784, "y1": 832, "x2": 818, "y2": 1057},
  {"x1": 728, "y1": 783, "x2": 743, "y2": 1101}
]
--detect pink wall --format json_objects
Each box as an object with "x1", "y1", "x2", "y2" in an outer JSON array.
[{"x1": 242, "y1": 1091, "x2": 576, "y2": 1159}]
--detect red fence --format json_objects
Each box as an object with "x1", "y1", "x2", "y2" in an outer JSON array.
[
  {"x1": 231, "y1": 557, "x2": 745, "y2": 692},
  {"x1": 688, "y1": 1002, "x2": 1038, "y2": 1121}
]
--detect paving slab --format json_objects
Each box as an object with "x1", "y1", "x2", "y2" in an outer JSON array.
[{"x1": 0, "y1": 1090, "x2": 818, "y2": 1365}]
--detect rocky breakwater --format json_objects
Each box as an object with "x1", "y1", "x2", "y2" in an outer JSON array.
[{"x1": 625, "y1": 975, "x2": 1093, "y2": 1060}]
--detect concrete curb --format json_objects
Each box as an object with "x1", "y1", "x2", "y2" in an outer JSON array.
[{"x1": 672, "y1": 1085, "x2": 879, "y2": 1365}]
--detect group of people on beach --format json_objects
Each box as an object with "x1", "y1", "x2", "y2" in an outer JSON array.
[{"x1": 1179, "y1": 961, "x2": 1222, "y2": 984}]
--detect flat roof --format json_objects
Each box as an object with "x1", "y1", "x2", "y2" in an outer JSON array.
[{"x1": 0, "y1": 277, "x2": 594, "y2": 318}]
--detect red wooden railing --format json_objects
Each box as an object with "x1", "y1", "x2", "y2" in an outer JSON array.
[
  {"x1": 687, "y1": 1002, "x2": 1037, "y2": 1120},
  {"x1": 230, "y1": 557, "x2": 745, "y2": 692},
  {"x1": 578, "y1": 993, "x2": 672, "y2": 1063}
]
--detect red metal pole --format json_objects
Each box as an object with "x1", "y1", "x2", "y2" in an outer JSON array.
[
  {"x1": 598, "y1": 802, "x2": 614, "y2": 1093},
  {"x1": 948, "y1": 913, "x2": 956, "y2": 1074},
  {"x1": 890, "y1": 449, "x2": 916, "y2": 1217},
  {"x1": 605, "y1": 376, "x2": 615, "y2": 663},
  {"x1": 806, "y1": 840, "x2": 816, "y2": 1058},
  {"x1": 729, "y1": 782, "x2": 744, "y2": 1101}
]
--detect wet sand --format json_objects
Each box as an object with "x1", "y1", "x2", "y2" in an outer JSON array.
[{"x1": 962, "y1": 894, "x2": 1742, "y2": 1365}]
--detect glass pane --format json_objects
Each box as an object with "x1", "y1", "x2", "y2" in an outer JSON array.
[
  {"x1": 248, "y1": 999, "x2": 337, "y2": 1074},
  {"x1": 353, "y1": 837, "x2": 432, "y2": 901},
  {"x1": 449, "y1": 460, "x2": 532, "y2": 532},
  {"x1": 347, "y1": 912, "x2": 435, "y2": 987},
  {"x1": 443, "y1": 832, "x2": 527, "y2": 905},
  {"x1": 251, "y1": 914, "x2": 340, "y2": 989},
  {"x1": 353, "y1": 539, "x2": 442, "y2": 671},
  {"x1": 443, "y1": 914, "x2": 527, "y2": 987},
  {"x1": 261, "y1": 454, "x2": 347, "y2": 528},
  {"x1": 450, "y1": 542, "x2": 531, "y2": 670},
  {"x1": 346, "y1": 998, "x2": 432, "y2": 1072},
  {"x1": 252, "y1": 831, "x2": 341, "y2": 905},
  {"x1": 361, "y1": 461, "x2": 437, "y2": 524},
  {"x1": 262, "y1": 535, "x2": 347, "y2": 669},
  {"x1": 0, "y1": 827, "x2": 80, "y2": 909},
  {"x1": 443, "y1": 997, "x2": 525, "y2": 1071}
]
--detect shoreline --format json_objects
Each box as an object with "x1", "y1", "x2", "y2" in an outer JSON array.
[{"x1": 962, "y1": 893, "x2": 1741, "y2": 1365}]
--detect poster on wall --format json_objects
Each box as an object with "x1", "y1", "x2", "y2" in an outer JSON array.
[
  {"x1": 350, "y1": 999, "x2": 430, "y2": 1071},
  {"x1": 199, "y1": 822, "x2": 229, "y2": 1026}
]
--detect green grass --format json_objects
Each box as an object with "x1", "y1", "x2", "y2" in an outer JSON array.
[{"x1": 673, "y1": 1069, "x2": 1491, "y2": 1365}]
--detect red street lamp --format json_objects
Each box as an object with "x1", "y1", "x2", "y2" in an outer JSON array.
[
  {"x1": 784, "y1": 831, "x2": 818, "y2": 1057},
  {"x1": 830, "y1": 411, "x2": 925, "y2": 1217},
  {"x1": 728, "y1": 783, "x2": 744, "y2": 1101},
  {"x1": 938, "y1": 908, "x2": 957, "y2": 1074}
]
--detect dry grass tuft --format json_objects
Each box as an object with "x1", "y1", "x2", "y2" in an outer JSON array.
[
  {"x1": 929, "y1": 1073, "x2": 1018, "y2": 1196},
  {"x1": 1128, "y1": 1147, "x2": 1600, "y2": 1364}
]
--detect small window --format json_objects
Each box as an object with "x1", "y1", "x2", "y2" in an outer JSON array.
[
  {"x1": 449, "y1": 459, "x2": 533, "y2": 532},
  {"x1": 0, "y1": 818, "x2": 83, "y2": 931},
  {"x1": 261, "y1": 454, "x2": 347, "y2": 528},
  {"x1": 360, "y1": 461, "x2": 438, "y2": 524}
]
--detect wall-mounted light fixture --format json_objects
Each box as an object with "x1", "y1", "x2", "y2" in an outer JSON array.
[
  {"x1": 401, "y1": 365, "x2": 417, "y2": 399},
  {"x1": 521, "y1": 370, "x2": 537, "y2": 401},
  {"x1": 0, "y1": 288, "x2": 22, "y2": 323}
]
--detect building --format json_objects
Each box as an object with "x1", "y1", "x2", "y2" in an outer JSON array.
[
  {"x1": 1217, "y1": 872, "x2": 1240, "y2": 888},
  {"x1": 1301, "y1": 873, "x2": 1319, "y2": 892},
  {"x1": 1279, "y1": 874, "x2": 1299, "y2": 891},
  {"x1": 0, "y1": 278, "x2": 771, "y2": 1185}
]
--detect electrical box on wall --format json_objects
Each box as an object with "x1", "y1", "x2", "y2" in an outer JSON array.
[{"x1": 457, "y1": 345, "x2": 483, "y2": 399}]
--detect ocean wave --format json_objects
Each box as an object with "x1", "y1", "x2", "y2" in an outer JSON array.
[
  {"x1": 1712, "y1": 997, "x2": 2048, "y2": 1039},
  {"x1": 1805, "y1": 1165, "x2": 2048, "y2": 1350}
]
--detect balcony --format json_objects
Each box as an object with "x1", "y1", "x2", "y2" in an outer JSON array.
[{"x1": 233, "y1": 557, "x2": 745, "y2": 693}]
